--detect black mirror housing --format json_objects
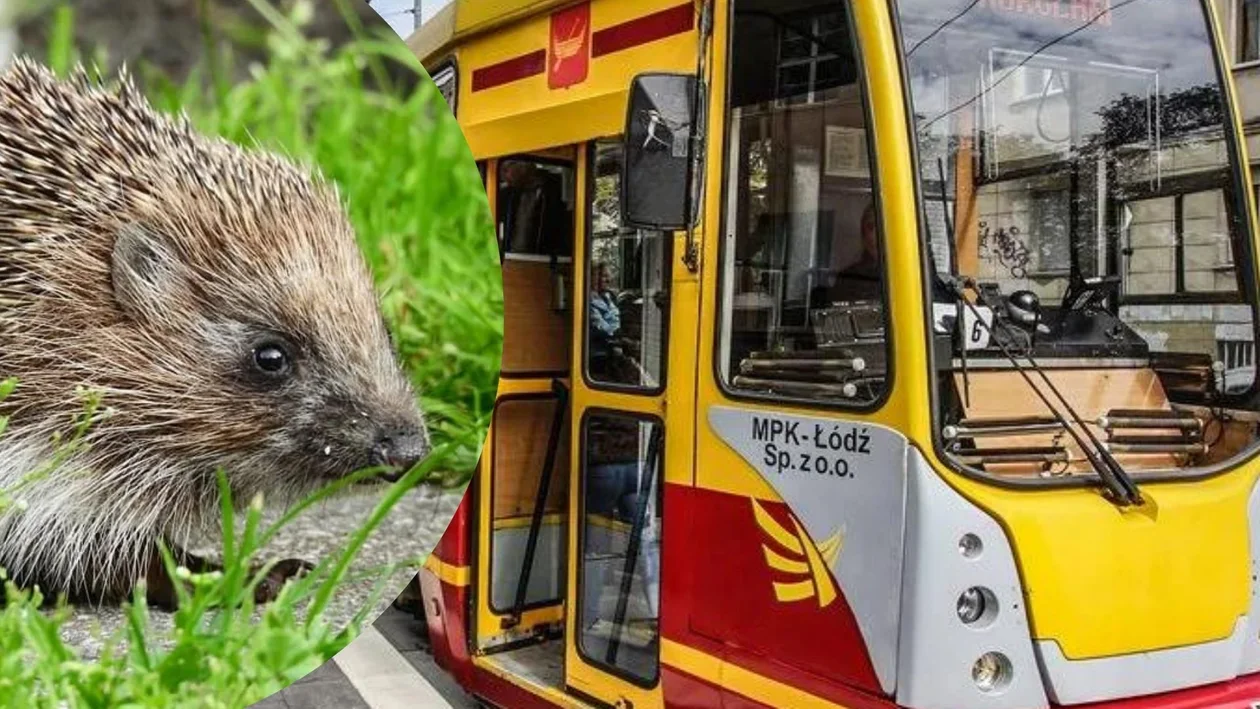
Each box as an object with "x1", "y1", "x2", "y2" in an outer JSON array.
[{"x1": 621, "y1": 72, "x2": 703, "y2": 232}]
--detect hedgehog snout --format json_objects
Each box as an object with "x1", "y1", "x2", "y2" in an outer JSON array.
[{"x1": 369, "y1": 422, "x2": 429, "y2": 480}]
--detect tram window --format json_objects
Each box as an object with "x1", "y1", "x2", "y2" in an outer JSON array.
[
  {"x1": 586, "y1": 141, "x2": 670, "y2": 391},
  {"x1": 1244, "y1": 0, "x2": 1260, "y2": 63},
  {"x1": 718, "y1": 0, "x2": 888, "y2": 406},
  {"x1": 489, "y1": 397, "x2": 569, "y2": 614},
  {"x1": 497, "y1": 158, "x2": 575, "y2": 258},
  {"x1": 1029, "y1": 189, "x2": 1071, "y2": 277},
  {"x1": 899, "y1": 0, "x2": 1260, "y2": 478},
  {"x1": 578, "y1": 412, "x2": 662, "y2": 686},
  {"x1": 1122, "y1": 189, "x2": 1237, "y2": 297}
]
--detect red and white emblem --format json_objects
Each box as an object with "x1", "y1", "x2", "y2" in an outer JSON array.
[{"x1": 548, "y1": 2, "x2": 590, "y2": 89}]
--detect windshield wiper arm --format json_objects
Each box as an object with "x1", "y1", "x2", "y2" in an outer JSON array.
[{"x1": 949, "y1": 279, "x2": 1143, "y2": 507}]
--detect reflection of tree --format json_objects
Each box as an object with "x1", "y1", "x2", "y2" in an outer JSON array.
[
  {"x1": 593, "y1": 173, "x2": 620, "y2": 234},
  {"x1": 592, "y1": 237, "x2": 620, "y2": 270},
  {"x1": 1093, "y1": 84, "x2": 1223, "y2": 148},
  {"x1": 748, "y1": 139, "x2": 770, "y2": 191},
  {"x1": 591, "y1": 169, "x2": 623, "y2": 284},
  {"x1": 745, "y1": 138, "x2": 771, "y2": 233}
]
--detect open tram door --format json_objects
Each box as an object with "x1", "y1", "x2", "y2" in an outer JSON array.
[
  {"x1": 471, "y1": 147, "x2": 577, "y2": 658},
  {"x1": 465, "y1": 78, "x2": 701, "y2": 707},
  {"x1": 558, "y1": 74, "x2": 703, "y2": 708}
]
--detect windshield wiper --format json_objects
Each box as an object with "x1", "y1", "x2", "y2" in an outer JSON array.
[{"x1": 948, "y1": 278, "x2": 1143, "y2": 507}]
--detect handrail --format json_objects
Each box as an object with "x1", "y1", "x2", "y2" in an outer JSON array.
[{"x1": 605, "y1": 425, "x2": 663, "y2": 665}]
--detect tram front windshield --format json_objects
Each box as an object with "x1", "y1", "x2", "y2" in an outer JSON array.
[{"x1": 897, "y1": 0, "x2": 1260, "y2": 477}]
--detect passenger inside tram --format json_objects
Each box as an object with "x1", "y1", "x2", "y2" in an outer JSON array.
[
  {"x1": 813, "y1": 201, "x2": 882, "y2": 305},
  {"x1": 718, "y1": 0, "x2": 888, "y2": 403}
]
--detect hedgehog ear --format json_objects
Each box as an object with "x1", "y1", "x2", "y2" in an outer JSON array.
[{"x1": 111, "y1": 223, "x2": 185, "y2": 324}]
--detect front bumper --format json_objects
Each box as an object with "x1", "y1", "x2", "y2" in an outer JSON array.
[{"x1": 1069, "y1": 670, "x2": 1260, "y2": 709}]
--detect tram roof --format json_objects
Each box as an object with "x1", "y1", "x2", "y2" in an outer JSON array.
[
  {"x1": 407, "y1": 0, "x2": 578, "y2": 68},
  {"x1": 406, "y1": 0, "x2": 699, "y2": 158}
]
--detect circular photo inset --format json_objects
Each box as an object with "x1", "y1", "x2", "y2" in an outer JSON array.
[{"x1": 0, "y1": 0, "x2": 498, "y2": 704}]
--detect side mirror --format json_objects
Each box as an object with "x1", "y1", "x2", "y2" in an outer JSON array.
[{"x1": 621, "y1": 73, "x2": 703, "y2": 232}]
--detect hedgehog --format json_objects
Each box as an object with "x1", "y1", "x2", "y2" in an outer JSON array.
[{"x1": 0, "y1": 57, "x2": 430, "y2": 609}]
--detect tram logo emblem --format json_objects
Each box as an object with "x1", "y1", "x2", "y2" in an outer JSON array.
[
  {"x1": 752, "y1": 498, "x2": 843, "y2": 608},
  {"x1": 548, "y1": 2, "x2": 590, "y2": 89}
]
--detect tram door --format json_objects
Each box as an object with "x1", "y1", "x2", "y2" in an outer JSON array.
[
  {"x1": 473, "y1": 150, "x2": 576, "y2": 652},
  {"x1": 564, "y1": 138, "x2": 674, "y2": 707}
]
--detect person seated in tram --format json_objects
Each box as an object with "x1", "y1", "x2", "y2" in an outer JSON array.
[
  {"x1": 816, "y1": 201, "x2": 882, "y2": 306},
  {"x1": 590, "y1": 262, "x2": 651, "y2": 386},
  {"x1": 589, "y1": 262, "x2": 621, "y2": 378}
]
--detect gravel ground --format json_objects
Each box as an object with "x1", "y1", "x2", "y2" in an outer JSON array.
[{"x1": 57, "y1": 481, "x2": 466, "y2": 660}]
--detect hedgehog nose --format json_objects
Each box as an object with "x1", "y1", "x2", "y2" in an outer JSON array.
[{"x1": 370, "y1": 426, "x2": 428, "y2": 474}]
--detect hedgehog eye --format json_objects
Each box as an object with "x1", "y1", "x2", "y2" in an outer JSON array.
[{"x1": 252, "y1": 342, "x2": 292, "y2": 377}]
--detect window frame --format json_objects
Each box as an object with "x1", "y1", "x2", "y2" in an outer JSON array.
[
  {"x1": 430, "y1": 58, "x2": 459, "y2": 117},
  {"x1": 485, "y1": 391, "x2": 569, "y2": 616},
  {"x1": 1117, "y1": 170, "x2": 1247, "y2": 305},
  {"x1": 774, "y1": 9, "x2": 849, "y2": 106},
  {"x1": 713, "y1": 0, "x2": 895, "y2": 415},
  {"x1": 580, "y1": 139, "x2": 672, "y2": 397},
  {"x1": 1240, "y1": 0, "x2": 1260, "y2": 64},
  {"x1": 496, "y1": 154, "x2": 578, "y2": 262},
  {"x1": 573, "y1": 406, "x2": 664, "y2": 689}
]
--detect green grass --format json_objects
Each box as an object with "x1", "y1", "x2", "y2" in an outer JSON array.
[
  {"x1": 0, "y1": 2, "x2": 499, "y2": 706},
  {"x1": 0, "y1": 443, "x2": 458, "y2": 709}
]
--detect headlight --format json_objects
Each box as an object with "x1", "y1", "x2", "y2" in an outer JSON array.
[
  {"x1": 972, "y1": 652, "x2": 1013, "y2": 693},
  {"x1": 956, "y1": 586, "x2": 998, "y2": 627},
  {"x1": 958, "y1": 533, "x2": 983, "y2": 558},
  {"x1": 958, "y1": 587, "x2": 987, "y2": 624}
]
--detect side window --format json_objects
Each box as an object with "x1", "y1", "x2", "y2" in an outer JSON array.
[
  {"x1": 496, "y1": 156, "x2": 575, "y2": 376},
  {"x1": 585, "y1": 141, "x2": 670, "y2": 391},
  {"x1": 432, "y1": 60, "x2": 458, "y2": 116},
  {"x1": 489, "y1": 396, "x2": 568, "y2": 614},
  {"x1": 718, "y1": 2, "x2": 887, "y2": 406},
  {"x1": 1243, "y1": 0, "x2": 1260, "y2": 64},
  {"x1": 498, "y1": 158, "x2": 575, "y2": 259},
  {"x1": 578, "y1": 412, "x2": 662, "y2": 685}
]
